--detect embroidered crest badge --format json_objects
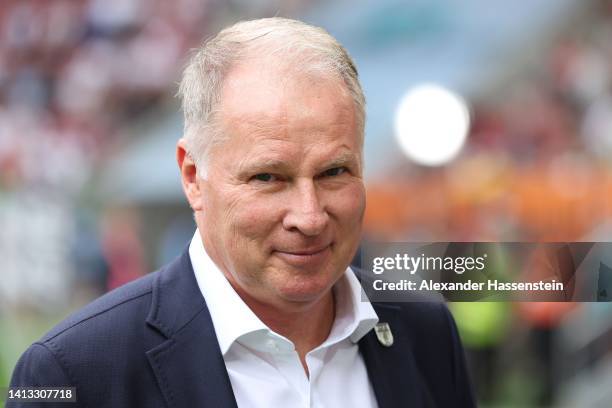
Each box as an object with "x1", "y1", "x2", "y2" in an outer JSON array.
[{"x1": 374, "y1": 322, "x2": 394, "y2": 347}]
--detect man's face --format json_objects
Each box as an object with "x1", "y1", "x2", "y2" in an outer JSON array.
[{"x1": 195, "y1": 58, "x2": 365, "y2": 310}]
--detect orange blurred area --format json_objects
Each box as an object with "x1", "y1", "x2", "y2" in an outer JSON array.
[{"x1": 365, "y1": 156, "x2": 612, "y2": 241}]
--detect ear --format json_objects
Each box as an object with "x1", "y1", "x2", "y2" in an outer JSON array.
[{"x1": 177, "y1": 138, "x2": 204, "y2": 211}]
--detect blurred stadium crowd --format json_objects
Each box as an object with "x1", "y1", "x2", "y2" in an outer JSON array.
[
  {"x1": 1, "y1": 1, "x2": 612, "y2": 407},
  {"x1": 365, "y1": 0, "x2": 612, "y2": 242},
  {"x1": 0, "y1": 0, "x2": 211, "y2": 191}
]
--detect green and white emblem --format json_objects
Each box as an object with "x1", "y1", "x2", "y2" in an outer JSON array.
[{"x1": 374, "y1": 322, "x2": 394, "y2": 347}]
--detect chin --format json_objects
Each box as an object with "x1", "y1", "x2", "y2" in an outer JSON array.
[{"x1": 274, "y1": 273, "x2": 339, "y2": 304}]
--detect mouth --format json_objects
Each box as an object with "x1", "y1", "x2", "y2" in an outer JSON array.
[{"x1": 273, "y1": 244, "x2": 332, "y2": 267}]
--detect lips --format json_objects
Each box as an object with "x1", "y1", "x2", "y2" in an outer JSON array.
[{"x1": 273, "y1": 244, "x2": 332, "y2": 266}]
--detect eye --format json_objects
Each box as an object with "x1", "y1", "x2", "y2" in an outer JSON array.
[
  {"x1": 251, "y1": 173, "x2": 276, "y2": 182},
  {"x1": 321, "y1": 167, "x2": 347, "y2": 177}
]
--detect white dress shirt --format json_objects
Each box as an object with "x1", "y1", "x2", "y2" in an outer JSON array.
[{"x1": 189, "y1": 230, "x2": 380, "y2": 408}]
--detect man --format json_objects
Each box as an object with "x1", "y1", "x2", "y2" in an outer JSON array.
[{"x1": 9, "y1": 18, "x2": 475, "y2": 407}]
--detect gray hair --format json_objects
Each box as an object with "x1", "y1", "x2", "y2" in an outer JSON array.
[{"x1": 177, "y1": 17, "x2": 366, "y2": 177}]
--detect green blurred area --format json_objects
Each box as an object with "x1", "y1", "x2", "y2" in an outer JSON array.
[{"x1": 0, "y1": 313, "x2": 66, "y2": 387}]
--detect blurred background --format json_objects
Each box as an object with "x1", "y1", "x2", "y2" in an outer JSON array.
[{"x1": 1, "y1": 0, "x2": 612, "y2": 406}]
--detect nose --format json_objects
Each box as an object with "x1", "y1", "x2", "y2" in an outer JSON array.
[{"x1": 282, "y1": 179, "x2": 329, "y2": 236}]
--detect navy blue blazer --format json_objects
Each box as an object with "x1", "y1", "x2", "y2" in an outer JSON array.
[{"x1": 9, "y1": 249, "x2": 475, "y2": 407}]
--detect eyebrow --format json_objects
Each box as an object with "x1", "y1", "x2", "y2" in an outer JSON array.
[
  {"x1": 237, "y1": 158, "x2": 290, "y2": 178},
  {"x1": 237, "y1": 150, "x2": 360, "y2": 178},
  {"x1": 322, "y1": 151, "x2": 359, "y2": 170},
  {"x1": 257, "y1": 158, "x2": 288, "y2": 170}
]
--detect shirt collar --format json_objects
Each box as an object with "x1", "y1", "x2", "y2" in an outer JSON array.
[{"x1": 189, "y1": 229, "x2": 378, "y2": 355}]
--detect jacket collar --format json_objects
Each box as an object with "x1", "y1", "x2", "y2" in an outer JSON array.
[
  {"x1": 145, "y1": 248, "x2": 238, "y2": 408},
  {"x1": 359, "y1": 302, "x2": 437, "y2": 408}
]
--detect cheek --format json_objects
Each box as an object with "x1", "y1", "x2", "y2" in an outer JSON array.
[
  {"x1": 329, "y1": 182, "x2": 366, "y2": 227},
  {"x1": 223, "y1": 192, "x2": 283, "y2": 245}
]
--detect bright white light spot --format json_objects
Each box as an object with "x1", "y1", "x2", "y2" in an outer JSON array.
[{"x1": 394, "y1": 83, "x2": 470, "y2": 166}]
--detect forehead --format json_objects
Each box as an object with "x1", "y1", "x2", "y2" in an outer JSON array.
[{"x1": 218, "y1": 57, "x2": 359, "y2": 145}]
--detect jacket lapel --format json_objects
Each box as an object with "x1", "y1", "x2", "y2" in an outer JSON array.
[
  {"x1": 359, "y1": 303, "x2": 435, "y2": 408},
  {"x1": 145, "y1": 249, "x2": 238, "y2": 408}
]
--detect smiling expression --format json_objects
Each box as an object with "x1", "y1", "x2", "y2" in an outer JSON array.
[{"x1": 193, "y1": 57, "x2": 365, "y2": 310}]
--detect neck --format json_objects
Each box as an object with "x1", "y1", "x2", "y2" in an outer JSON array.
[
  {"x1": 254, "y1": 291, "x2": 336, "y2": 352},
  {"x1": 234, "y1": 285, "x2": 336, "y2": 375}
]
